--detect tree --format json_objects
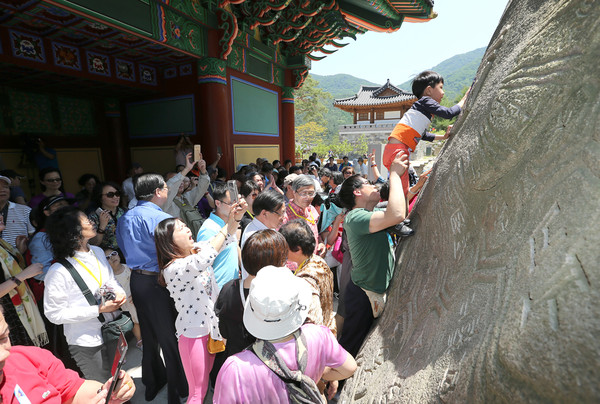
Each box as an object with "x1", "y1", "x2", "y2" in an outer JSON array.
[
  {"x1": 294, "y1": 75, "x2": 331, "y2": 127},
  {"x1": 295, "y1": 121, "x2": 327, "y2": 158}
]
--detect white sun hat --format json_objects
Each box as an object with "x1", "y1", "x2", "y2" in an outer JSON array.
[{"x1": 243, "y1": 265, "x2": 312, "y2": 341}]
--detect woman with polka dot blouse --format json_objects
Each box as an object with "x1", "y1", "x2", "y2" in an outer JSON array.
[{"x1": 154, "y1": 198, "x2": 246, "y2": 404}]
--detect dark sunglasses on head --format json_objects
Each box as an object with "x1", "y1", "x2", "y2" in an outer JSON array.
[{"x1": 103, "y1": 191, "x2": 121, "y2": 198}]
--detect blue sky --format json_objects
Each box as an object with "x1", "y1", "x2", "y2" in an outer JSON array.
[{"x1": 310, "y1": 0, "x2": 510, "y2": 85}]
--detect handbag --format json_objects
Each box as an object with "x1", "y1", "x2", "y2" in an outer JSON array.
[
  {"x1": 207, "y1": 335, "x2": 226, "y2": 354},
  {"x1": 58, "y1": 259, "x2": 133, "y2": 343}
]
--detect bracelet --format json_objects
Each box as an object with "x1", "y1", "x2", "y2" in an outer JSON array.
[
  {"x1": 408, "y1": 189, "x2": 417, "y2": 194},
  {"x1": 234, "y1": 219, "x2": 241, "y2": 222},
  {"x1": 97, "y1": 228, "x2": 106, "y2": 234},
  {"x1": 220, "y1": 230, "x2": 228, "y2": 237},
  {"x1": 9, "y1": 276, "x2": 22, "y2": 287},
  {"x1": 371, "y1": 164, "x2": 377, "y2": 167}
]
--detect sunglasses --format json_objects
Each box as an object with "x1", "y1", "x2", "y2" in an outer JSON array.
[
  {"x1": 103, "y1": 191, "x2": 121, "y2": 198},
  {"x1": 105, "y1": 251, "x2": 119, "y2": 259}
]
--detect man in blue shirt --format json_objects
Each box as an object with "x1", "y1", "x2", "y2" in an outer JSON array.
[
  {"x1": 196, "y1": 183, "x2": 240, "y2": 288},
  {"x1": 116, "y1": 173, "x2": 187, "y2": 403}
]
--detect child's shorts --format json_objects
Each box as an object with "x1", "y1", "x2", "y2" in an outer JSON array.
[{"x1": 383, "y1": 142, "x2": 410, "y2": 197}]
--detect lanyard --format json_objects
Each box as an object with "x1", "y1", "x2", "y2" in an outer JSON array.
[
  {"x1": 294, "y1": 256, "x2": 310, "y2": 275},
  {"x1": 288, "y1": 204, "x2": 315, "y2": 225},
  {"x1": 246, "y1": 210, "x2": 254, "y2": 219},
  {"x1": 73, "y1": 250, "x2": 102, "y2": 287}
]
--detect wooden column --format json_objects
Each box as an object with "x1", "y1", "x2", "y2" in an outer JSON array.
[
  {"x1": 281, "y1": 87, "x2": 295, "y2": 162},
  {"x1": 370, "y1": 108, "x2": 375, "y2": 123},
  {"x1": 103, "y1": 99, "x2": 128, "y2": 181},
  {"x1": 197, "y1": 57, "x2": 233, "y2": 174}
]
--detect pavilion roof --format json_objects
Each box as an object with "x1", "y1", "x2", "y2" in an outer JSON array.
[{"x1": 334, "y1": 79, "x2": 416, "y2": 109}]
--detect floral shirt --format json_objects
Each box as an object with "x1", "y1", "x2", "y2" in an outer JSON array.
[
  {"x1": 282, "y1": 201, "x2": 320, "y2": 254},
  {"x1": 88, "y1": 207, "x2": 126, "y2": 251},
  {"x1": 295, "y1": 254, "x2": 336, "y2": 336},
  {"x1": 163, "y1": 239, "x2": 234, "y2": 339}
]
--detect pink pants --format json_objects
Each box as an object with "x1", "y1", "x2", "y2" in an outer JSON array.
[{"x1": 178, "y1": 334, "x2": 215, "y2": 404}]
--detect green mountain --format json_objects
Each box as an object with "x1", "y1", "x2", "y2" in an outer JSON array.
[
  {"x1": 398, "y1": 47, "x2": 486, "y2": 102},
  {"x1": 310, "y1": 73, "x2": 380, "y2": 99}
]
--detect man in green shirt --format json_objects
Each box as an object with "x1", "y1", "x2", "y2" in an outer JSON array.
[{"x1": 337, "y1": 151, "x2": 408, "y2": 357}]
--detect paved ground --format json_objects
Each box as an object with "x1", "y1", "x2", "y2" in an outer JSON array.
[{"x1": 122, "y1": 338, "x2": 213, "y2": 404}]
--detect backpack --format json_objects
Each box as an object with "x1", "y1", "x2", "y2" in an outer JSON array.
[{"x1": 173, "y1": 197, "x2": 205, "y2": 237}]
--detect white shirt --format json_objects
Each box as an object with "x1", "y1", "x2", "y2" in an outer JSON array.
[
  {"x1": 44, "y1": 245, "x2": 124, "y2": 347},
  {"x1": 358, "y1": 163, "x2": 368, "y2": 177},
  {"x1": 163, "y1": 241, "x2": 232, "y2": 339},
  {"x1": 239, "y1": 218, "x2": 268, "y2": 279},
  {"x1": 1, "y1": 202, "x2": 34, "y2": 248},
  {"x1": 122, "y1": 177, "x2": 135, "y2": 203}
]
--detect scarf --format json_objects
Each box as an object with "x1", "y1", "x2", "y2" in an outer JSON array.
[
  {"x1": 0, "y1": 238, "x2": 48, "y2": 347},
  {"x1": 251, "y1": 329, "x2": 325, "y2": 404}
]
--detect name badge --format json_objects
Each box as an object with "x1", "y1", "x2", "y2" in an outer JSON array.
[{"x1": 14, "y1": 384, "x2": 32, "y2": 404}]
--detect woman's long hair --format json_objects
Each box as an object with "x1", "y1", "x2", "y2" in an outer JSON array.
[
  {"x1": 45, "y1": 206, "x2": 83, "y2": 260},
  {"x1": 155, "y1": 217, "x2": 185, "y2": 286}
]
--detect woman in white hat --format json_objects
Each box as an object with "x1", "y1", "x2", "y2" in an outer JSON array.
[{"x1": 213, "y1": 266, "x2": 357, "y2": 403}]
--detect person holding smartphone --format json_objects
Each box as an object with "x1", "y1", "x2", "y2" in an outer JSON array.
[
  {"x1": 196, "y1": 183, "x2": 247, "y2": 288},
  {"x1": 0, "y1": 307, "x2": 135, "y2": 404},
  {"x1": 88, "y1": 182, "x2": 127, "y2": 252}
]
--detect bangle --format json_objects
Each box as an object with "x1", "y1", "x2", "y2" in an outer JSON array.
[
  {"x1": 371, "y1": 164, "x2": 377, "y2": 167},
  {"x1": 97, "y1": 228, "x2": 106, "y2": 234},
  {"x1": 234, "y1": 219, "x2": 241, "y2": 222},
  {"x1": 9, "y1": 276, "x2": 22, "y2": 287},
  {"x1": 220, "y1": 230, "x2": 228, "y2": 237},
  {"x1": 408, "y1": 189, "x2": 417, "y2": 195}
]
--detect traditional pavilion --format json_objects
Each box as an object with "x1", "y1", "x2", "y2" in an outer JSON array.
[
  {"x1": 334, "y1": 79, "x2": 417, "y2": 147},
  {"x1": 0, "y1": 0, "x2": 435, "y2": 195}
]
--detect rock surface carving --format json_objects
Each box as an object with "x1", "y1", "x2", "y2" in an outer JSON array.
[{"x1": 340, "y1": 0, "x2": 600, "y2": 402}]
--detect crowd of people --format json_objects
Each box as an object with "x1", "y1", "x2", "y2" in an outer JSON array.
[{"x1": 0, "y1": 69, "x2": 466, "y2": 403}]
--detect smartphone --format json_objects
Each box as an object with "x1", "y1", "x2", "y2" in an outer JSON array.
[
  {"x1": 227, "y1": 180, "x2": 238, "y2": 203},
  {"x1": 216, "y1": 146, "x2": 222, "y2": 155},
  {"x1": 96, "y1": 207, "x2": 104, "y2": 216},
  {"x1": 105, "y1": 332, "x2": 128, "y2": 404},
  {"x1": 193, "y1": 144, "x2": 202, "y2": 162}
]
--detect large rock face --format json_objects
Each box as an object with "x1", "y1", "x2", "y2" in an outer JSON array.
[{"x1": 340, "y1": 0, "x2": 600, "y2": 402}]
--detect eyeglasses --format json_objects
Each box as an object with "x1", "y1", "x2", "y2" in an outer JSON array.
[
  {"x1": 45, "y1": 178, "x2": 62, "y2": 183},
  {"x1": 269, "y1": 209, "x2": 285, "y2": 217},
  {"x1": 105, "y1": 251, "x2": 118, "y2": 259},
  {"x1": 296, "y1": 191, "x2": 316, "y2": 198},
  {"x1": 354, "y1": 180, "x2": 371, "y2": 189},
  {"x1": 103, "y1": 191, "x2": 121, "y2": 198}
]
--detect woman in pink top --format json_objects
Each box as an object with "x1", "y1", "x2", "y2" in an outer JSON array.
[{"x1": 213, "y1": 266, "x2": 357, "y2": 403}]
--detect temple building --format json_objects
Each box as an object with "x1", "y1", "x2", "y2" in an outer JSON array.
[
  {"x1": 0, "y1": 0, "x2": 435, "y2": 195},
  {"x1": 334, "y1": 79, "x2": 417, "y2": 146}
]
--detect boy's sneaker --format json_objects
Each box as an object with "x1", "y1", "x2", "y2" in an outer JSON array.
[{"x1": 387, "y1": 220, "x2": 414, "y2": 237}]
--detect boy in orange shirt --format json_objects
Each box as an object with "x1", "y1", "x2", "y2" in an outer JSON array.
[{"x1": 383, "y1": 70, "x2": 469, "y2": 196}]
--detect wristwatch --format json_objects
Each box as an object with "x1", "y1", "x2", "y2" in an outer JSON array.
[{"x1": 10, "y1": 276, "x2": 22, "y2": 287}]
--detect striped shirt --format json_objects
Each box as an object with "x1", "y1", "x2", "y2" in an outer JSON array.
[{"x1": 0, "y1": 202, "x2": 34, "y2": 248}]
